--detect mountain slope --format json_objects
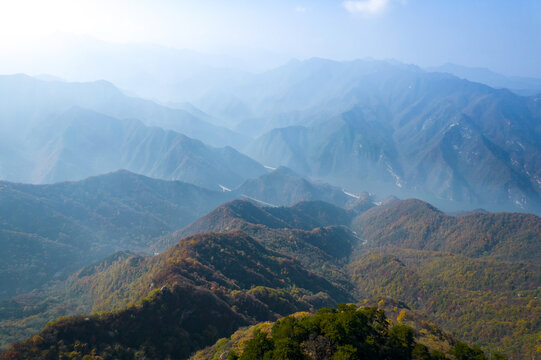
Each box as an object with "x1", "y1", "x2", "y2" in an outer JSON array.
[
  {"x1": 4, "y1": 106, "x2": 265, "y2": 187},
  {"x1": 348, "y1": 248, "x2": 540, "y2": 359},
  {"x1": 155, "y1": 199, "x2": 355, "y2": 250},
  {"x1": 351, "y1": 198, "x2": 541, "y2": 263},
  {"x1": 348, "y1": 199, "x2": 541, "y2": 358},
  {"x1": 153, "y1": 199, "x2": 359, "y2": 292},
  {"x1": 1, "y1": 198, "x2": 539, "y2": 358},
  {"x1": 235, "y1": 166, "x2": 358, "y2": 207},
  {"x1": 427, "y1": 63, "x2": 541, "y2": 95},
  {"x1": 1, "y1": 231, "x2": 351, "y2": 359},
  {"x1": 0, "y1": 170, "x2": 231, "y2": 298},
  {"x1": 0, "y1": 169, "x2": 370, "y2": 299},
  {"x1": 0, "y1": 73, "x2": 247, "y2": 148},
  {"x1": 241, "y1": 59, "x2": 541, "y2": 213}
]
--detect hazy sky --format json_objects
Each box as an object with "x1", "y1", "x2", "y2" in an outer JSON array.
[{"x1": 1, "y1": 0, "x2": 540, "y2": 77}]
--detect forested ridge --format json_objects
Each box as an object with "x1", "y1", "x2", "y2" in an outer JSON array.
[{"x1": 1, "y1": 198, "x2": 539, "y2": 359}]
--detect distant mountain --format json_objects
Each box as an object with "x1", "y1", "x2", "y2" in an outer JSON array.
[
  {"x1": 243, "y1": 59, "x2": 541, "y2": 213},
  {"x1": 0, "y1": 34, "x2": 281, "y2": 103},
  {"x1": 195, "y1": 58, "x2": 408, "y2": 133},
  {"x1": 0, "y1": 170, "x2": 232, "y2": 298},
  {"x1": 427, "y1": 63, "x2": 541, "y2": 96},
  {"x1": 234, "y1": 166, "x2": 359, "y2": 207},
  {"x1": 0, "y1": 74, "x2": 248, "y2": 149},
  {"x1": 0, "y1": 106, "x2": 264, "y2": 187}
]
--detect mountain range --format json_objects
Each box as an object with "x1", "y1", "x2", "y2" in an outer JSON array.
[
  {"x1": 2, "y1": 59, "x2": 541, "y2": 213},
  {"x1": 0, "y1": 73, "x2": 247, "y2": 150},
  {"x1": 0, "y1": 76, "x2": 260, "y2": 187},
  {"x1": 236, "y1": 59, "x2": 541, "y2": 213},
  {"x1": 427, "y1": 63, "x2": 541, "y2": 96},
  {"x1": 0, "y1": 48, "x2": 540, "y2": 360},
  {"x1": 1, "y1": 196, "x2": 538, "y2": 358},
  {"x1": 0, "y1": 168, "x2": 361, "y2": 300}
]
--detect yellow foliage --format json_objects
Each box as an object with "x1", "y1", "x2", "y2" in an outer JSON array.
[{"x1": 397, "y1": 309, "x2": 408, "y2": 323}]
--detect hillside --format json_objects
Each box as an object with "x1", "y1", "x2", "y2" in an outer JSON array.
[
  {"x1": 0, "y1": 73, "x2": 247, "y2": 148},
  {"x1": 234, "y1": 166, "x2": 357, "y2": 207},
  {"x1": 0, "y1": 170, "x2": 369, "y2": 300},
  {"x1": 348, "y1": 249, "x2": 540, "y2": 358},
  {"x1": 1, "y1": 231, "x2": 352, "y2": 359},
  {"x1": 152, "y1": 199, "x2": 541, "y2": 358},
  {"x1": 352, "y1": 198, "x2": 541, "y2": 263},
  {"x1": 0, "y1": 170, "x2": 231, "y2": 298},
  {"x1": 1, "y1": 106, "x2": 266, "y2": 188},
  {"x1": 154, "y1": 199, "x2": 355, "y2": 252},
  {"x1": 1, "y1": 198, "x2": 539, "y2": 358},
  {"x1": 239, "y1": 59, "x2": 541, "y2": 213}
]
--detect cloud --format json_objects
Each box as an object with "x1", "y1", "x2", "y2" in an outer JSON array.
[
  {"x1": 343, "y1": 0, "x2": 390, "y2": 15},
  {"x1": 295, "y1": 6, "x2": 307, "y2": 13}
]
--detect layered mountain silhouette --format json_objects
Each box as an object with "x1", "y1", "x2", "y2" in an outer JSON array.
[
  {"x1": 427, "y1": 63, "x2": 541, "y2": 96},
  {"x1": 1, "y1": 54, "x2": 540, "y2": 360},
  {"x1": 0, "y1": 73, "x2": 247, "y2": 150},
  {"x1": 2, "y1": 61, "x2": 541, "y2": 212},
  {"x1": 230, "y1": 59, "x2": 541, "y2": 213},
  {"x1": 235, "y1": 166, "x2": 357, "y2": 207},
  {"x1": 0, "y1": 104, "x2": 264, "y2": 187}
]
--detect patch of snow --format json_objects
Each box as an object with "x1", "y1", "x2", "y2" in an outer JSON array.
[
  {"x1": 343, "y1": 189, "x2": 360, "y2": 199},
  {"x1": 386, "y1": 164, "x2": 403, "y2": 188},
  {"x1": 219, "y1": 184, "x2": 232, "y2": 192},
  {"x1": 239, "y1": 194, "x2": 277, "y2": 207},
  {"x1": 264, "y1": 165, "x2": 276, "y2": 170}
]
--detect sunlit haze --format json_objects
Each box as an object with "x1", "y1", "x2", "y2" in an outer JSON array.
[{"x1": 1, "y1": 0, "x2": 540, "y2": 77}]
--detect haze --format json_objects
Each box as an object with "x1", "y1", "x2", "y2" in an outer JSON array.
[{"x1": 1, "y1": 0, "x2": 540, "y2": 77}]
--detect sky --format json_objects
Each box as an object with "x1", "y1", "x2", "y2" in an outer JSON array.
[{"x1": 0, "y1": 0, "x2": 540, "y2": 77}]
